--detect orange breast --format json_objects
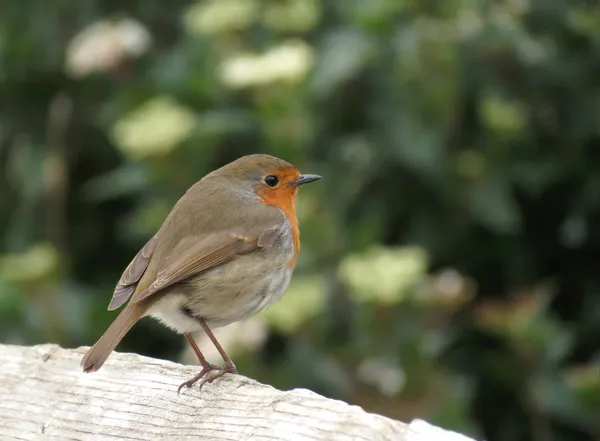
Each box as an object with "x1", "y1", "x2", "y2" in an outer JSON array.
[
  {"x1": 259, "y1": 190, "x2": 300, "y2": 268},
  {"x1": 256, "y1": 168, "x2": 301, "y2": 268}
]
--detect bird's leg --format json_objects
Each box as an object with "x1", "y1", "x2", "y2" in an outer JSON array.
[
  {"x1": 199, "y1": 319, "x2": 238, "y2": 374},
  {"x1": 178, "y1": 332, "x2": 221, "y2": 394},
  {"x1": 178, "y1": 322, "x2": 239, "y2": 393}
]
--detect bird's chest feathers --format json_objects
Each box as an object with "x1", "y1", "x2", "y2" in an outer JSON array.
[{"x1": 258, "y1": 191, "x2": 300, "y2": 268}]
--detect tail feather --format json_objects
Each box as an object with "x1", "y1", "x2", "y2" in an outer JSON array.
[{"x1": 81, "y1": 303, "x2": 147, "y2": 373}]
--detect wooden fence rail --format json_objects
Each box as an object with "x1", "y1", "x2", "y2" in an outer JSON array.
[{"x1": 0, "y1": 344, "x2": 477, "y2": 441}]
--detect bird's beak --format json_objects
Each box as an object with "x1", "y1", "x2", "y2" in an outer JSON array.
[{"x1": 291, "y1": 174, "x2": 322, "y2": 187}]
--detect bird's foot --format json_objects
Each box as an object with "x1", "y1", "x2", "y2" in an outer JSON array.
[{"x1": 177, "y1": 362, "x2": 237, "y2": 394}]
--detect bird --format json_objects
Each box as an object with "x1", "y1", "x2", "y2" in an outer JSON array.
[{"x1": 80, "y1": 154, "x2": 322, "y2": 392}]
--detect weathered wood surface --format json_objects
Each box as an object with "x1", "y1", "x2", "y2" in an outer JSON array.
[{"x1": 0, "y1": 344, "x2": 476, "y2": 441}]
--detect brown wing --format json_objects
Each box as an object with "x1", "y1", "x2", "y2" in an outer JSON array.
[
  {"x1": 107, "y1": 235, "x2": 158, "y2": 311},
  {"x1": 131, "y1": 224, "x2": 283, "y2": 304}
]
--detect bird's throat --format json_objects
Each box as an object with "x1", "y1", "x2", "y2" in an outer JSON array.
[{"x1": 259, "y1": 191, "x2": 300, "y2": 266}]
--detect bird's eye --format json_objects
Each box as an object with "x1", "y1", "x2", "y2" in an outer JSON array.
[{"x1": 264, "y1": 175, "x2": 279, "y2": 187}]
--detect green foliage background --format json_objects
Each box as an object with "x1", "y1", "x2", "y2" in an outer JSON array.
[{"x1": 1, "y1": 1, "x2": 600, "y2": 440}]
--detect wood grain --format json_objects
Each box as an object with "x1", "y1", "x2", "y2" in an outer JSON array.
[{"x1": 0, "y1": 344, "x2": 476, "y2": 441}]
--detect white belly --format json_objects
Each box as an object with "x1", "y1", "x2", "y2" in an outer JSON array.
[{"x1": 147, "y1": 266, "x2": 293, "y2": 333}]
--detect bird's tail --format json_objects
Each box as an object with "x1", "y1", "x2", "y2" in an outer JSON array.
[{"x1": 80, "y1": 302, "x2": 147, "y2": 373}]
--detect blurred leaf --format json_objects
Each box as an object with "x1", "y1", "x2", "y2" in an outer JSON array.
[
  {"x1": 262, "y1": 275, "x2": 325, "y2": 333},
  {"x1": 194, "y1": 110, "x2": 254, "y2": 138},
  {"x1": 568, "y1": 6, "x2": 600, "y2": 36},
  {"x1": 220, "y1": 40, "x2": 314, "y2": 88},
  {"x1": 357, "y1": 357, "x2": 406, "y2": 396},
  {"x1": 455, "y1": 150, "x2": 487, "y2": 181},
  {"x1": 309, "y1": 28, "x2": 374, "y2": 98},
  {"x1": 512, "y1": 160, "x2": 564, "y2": 196},
  {"x1": 81, "y1": 164, "x2": 150, "y2": 202},
  {"x1": 347, "y1": 0, "x2": 408, "y2": 30},
  {"x1": 566, "y1": 365, "x2": 600, "y2": 410},
  {"x1": 467, "y1": 173, "x2": 521, "y2": 235},
  {"x1": 65, "y1": 18, "x2": 151, "y2": 78},
  {"x1": 0, "y1": 244, "x2": 60, "y2": 284},
  {"x1": 0, "y1": 282, "x2": 27, "y2": 319},
  {"x1": 393, "y1": 116, "x2": 445, "y2": 178},
  {"x1": 559, "y1": 212, "x2": 588, "y2": 249},
  {"x1": 430, "y1": 374, "x2": 478, "y2": 436},
  {"x1": 543, "y1": 366, "x2": 600, "y2": 430},
  {"x1": 339, "y1": 246, "x2": 428, "y2": 304},
  {"x1": 480, "y1": 95, "x2": 528, "y2": 138},
  {"x1": 414, "y1": 269, "x2": 476, "y2": 307},
  {"x1": 263, "y1": 0, "x2": 321, "y2": 33},
  {"x1": 121, "y1": 200, "x2": 173, "y2": 241},
  {"x1": 473, "y1": 283, "x2": 574, "y2": 362},
  {"x1": 111, "y1": 96, "x2": 197, "y2": 159},
  {"x1": 183, "y1": 0, "x2": 259, "y2": 35}
]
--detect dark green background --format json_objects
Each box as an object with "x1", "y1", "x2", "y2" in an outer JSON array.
[{"x1": 1, "y1": 1, "x2": 599, "y2": 440}]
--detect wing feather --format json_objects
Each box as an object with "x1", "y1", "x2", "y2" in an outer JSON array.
[
  {"x1": 107, "y1": 235, "x2": 158, "y2": 310},
  {"x1": 131, "y1": 224, "x2": 282, "y2": 304}
]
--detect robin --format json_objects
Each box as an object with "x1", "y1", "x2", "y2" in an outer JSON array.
[{"x1": 80, "y1": 154, "x2": 322, "y2": 392}]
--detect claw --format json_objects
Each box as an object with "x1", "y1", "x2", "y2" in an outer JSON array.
[{"x1": 177, "y1": 363, "x2": 238, "y2": 394}]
